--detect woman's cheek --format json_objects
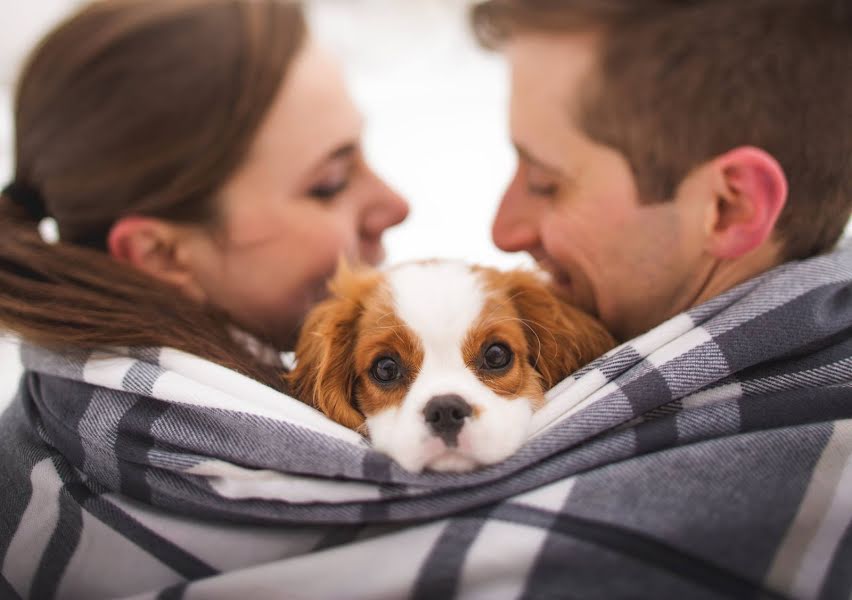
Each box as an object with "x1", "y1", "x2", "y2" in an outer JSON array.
[{"x1": 320, "y1": 216, "x2": 360, "y2": 265}]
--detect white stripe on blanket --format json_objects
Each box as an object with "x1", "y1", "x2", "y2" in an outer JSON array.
[{"x1": 190, "y1": 460, "x2": 383, "y2": 503}]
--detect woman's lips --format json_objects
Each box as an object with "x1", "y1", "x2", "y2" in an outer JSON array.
[{"x1": 358, "y1": 245, "x2": 386, "y2": 268}]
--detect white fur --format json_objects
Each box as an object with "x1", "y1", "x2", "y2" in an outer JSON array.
[
  {"x1": 366, "y1": 262, "x2": 536, "y2": 473},
  {"x1": 387, "y1": 261, "x2": 485, "y2": 357}
]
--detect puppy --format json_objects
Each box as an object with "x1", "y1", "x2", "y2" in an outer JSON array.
[{"x1": 286, "y1": 260, "x2": 614, "y2": 473}]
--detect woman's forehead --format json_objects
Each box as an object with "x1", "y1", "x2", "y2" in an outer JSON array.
[{"x1": 248, "y1": 40, "x2": 364, "y2": 176}]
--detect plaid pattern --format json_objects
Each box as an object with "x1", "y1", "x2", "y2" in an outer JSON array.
[{"x1": 2, "y1": 244, "x2": 852, "y2": 599}]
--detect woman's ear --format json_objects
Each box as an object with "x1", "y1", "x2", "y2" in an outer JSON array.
[
  {"x1": 502, "y1": 271, "x2": 616, "y2": 389},
  {"x1": 285, "y1": 265, "x2": 377, "y2": 430},
  {"x1": 107, "y1": 216, "x2": 207, "y2": 303}
]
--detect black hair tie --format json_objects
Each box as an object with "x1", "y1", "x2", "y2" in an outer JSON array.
[{"x1": 2, "y1": 181, "x2": 48, "y2": 222}]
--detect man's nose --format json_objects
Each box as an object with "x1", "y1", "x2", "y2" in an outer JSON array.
[
  {"x1": 423, "y1": 394, "x2": 472, "y2": 447},
  {"x1": 492, "y1": 185, "x2": 541, "y2": 253}
]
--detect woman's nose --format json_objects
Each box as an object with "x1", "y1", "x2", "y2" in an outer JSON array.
[
  {"x1": 492, "y1": 177, "x2": 540, "y2": 253},
  {"x1": 361, "y1": 177, "x2": 409, "y2": 239}
]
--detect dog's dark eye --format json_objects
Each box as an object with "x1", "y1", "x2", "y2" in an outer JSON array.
[
  {"x1": 371, "y1": 357, "x2": 402, "y2": 383},
  {"x1": 482, "y1": 343, "x2": 513, "y2": 370}
]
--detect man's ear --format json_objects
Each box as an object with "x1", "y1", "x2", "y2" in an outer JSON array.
[
  {"x1": 705, "y1": 146, "x2": 788, "y2": 259},
  {"x1": 107, "y1": 216, "x2": 207, "y2": 303}
]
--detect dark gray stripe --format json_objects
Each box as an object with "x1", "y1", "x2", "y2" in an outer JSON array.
[
  {"x1": 361, "y1": 453, "x2": 394, "y2": 521},
  {"x1": 818, "y1": 517, "x2": 852, "y2": 600},
  {"x1": 489, "y1": 503, "x2": 787, "y2": 600},
  {"x1": 129, "y1": 347, "x2": 163, "y2": 365},
  {"x1": 27, "y1": 373, "x2": 95, "y2": 469},
  {"x1": 116, "y1": 399, "x2": 170, "y2": 502},
  {"x1": 311, "y1": 525, "x2": 365, "y2": 553},
  {"x1": 644, "y1": 399, "x2": 684, "y2": 421},
  {"x1": 0, "y1": 571, "x2": 22, "y2": 600},
  {"x1": 0, "y1": 385, "x2": 54, "y2": 564},
  {"x1": 362, "y1": 451, "x2": 393, "y2": 481},
  {"x1": 740, "y1": 334, "x2": 852, "y2": 382},
  {"x1": 30, "y1": 481, "x2": 83, "y2": 599},
  {"x1": 156, "y1": 583, "x2": 187, "y2": 600},
  {"x1": 715, "y1": 281, "x2": 852, "y2": 372},
  {"x1": 633, "y1": 414, "x2": 679, "y2": 454},
  {"x1": 562, "y1": 424, "x2": 832, "y2": 587},
  {"x1": 411, "y1": 507, "x2": 494, "y2": 600},
  {"x1": 619, "y1": 360, "x2": 673, "y2": 417},
  {"x1": 739, "y1": 387, "x2": 852, "y2": 432},
  {"x1": 121, "y1": 361, "x2": 164, "y2": 397}
]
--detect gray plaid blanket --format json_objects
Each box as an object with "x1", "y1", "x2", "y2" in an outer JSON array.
[{"x1": 2, "y1": 244, "x2": 852, "y2": 599}]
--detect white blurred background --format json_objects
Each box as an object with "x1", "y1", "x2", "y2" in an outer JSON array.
[{"x1": 0, "y1": 0, "x2": 522, "y2": 408}]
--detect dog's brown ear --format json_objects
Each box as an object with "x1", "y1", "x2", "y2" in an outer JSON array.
[
  {"x1": 498, "y1": 270, "x2": 616, "y2": 389},
  {"x1": 285, "y1": 265, "x2": 381, "y2": 430}
]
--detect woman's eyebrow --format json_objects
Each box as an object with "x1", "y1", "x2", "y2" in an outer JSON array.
[
  {"x1": 327, "y1": 142, "x2": 358, "y2": 161},
  {"x1": 303, "y1": 142, "x2": 358, "y2": 176}
]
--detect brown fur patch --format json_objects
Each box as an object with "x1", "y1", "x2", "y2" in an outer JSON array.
[
  {"x1": 286, "y1": 263, "x2": 425, "y2": 430},
  {"x1": 285, "y1": 263, "x2": 385, "y2": 430},
  {"x1": 476, "y1": 266, "x2": 616, "y2": 398},
  {"x1": 352, "y1": 291, "x2": 424, "y2": 417},
  {"x1": 462, "y1": 292, "x2": 547, "y2": 407}
]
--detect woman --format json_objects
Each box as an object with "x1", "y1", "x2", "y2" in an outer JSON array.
[
  {"x1": 1, "y1": 1, "x2": 411, "y2": 597},
  {"x1": 0, "y1": 0, "x2": 408, "y2": 388}
]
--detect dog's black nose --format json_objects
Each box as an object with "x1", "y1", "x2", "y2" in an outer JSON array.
[{"x1": 423, "y1": 394, "x2": 472, "y2": 446}]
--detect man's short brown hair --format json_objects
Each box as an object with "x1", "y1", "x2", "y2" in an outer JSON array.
[{"x1": 473, "y1": 0, "x2": 852, "y2": 260}]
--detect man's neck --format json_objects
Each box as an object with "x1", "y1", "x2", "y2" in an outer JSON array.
[
  {"x1": 690, "y1": 240, "x2": 786, "y2": 311},
  {"x1": 620, "y1": 240, "x2": 786, "y2": 343}
]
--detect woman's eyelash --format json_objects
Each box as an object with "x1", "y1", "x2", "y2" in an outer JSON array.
[
  {"x1": 309, "y1": 179, "x2": 349, "y2": 199},
  {"x1": 308, "y1": 157, "x2": 354, "y2": 200}
]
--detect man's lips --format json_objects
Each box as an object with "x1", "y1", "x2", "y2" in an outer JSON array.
[
  {"x1": 550, "y1": 270, "x2": 572, "y2": 289},
  {"x1": 538, "y1": 261, "x2": 572, "y2": 290}
]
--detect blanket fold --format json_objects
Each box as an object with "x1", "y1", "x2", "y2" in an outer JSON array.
[{"x1": 3, "y1": 243, "x2": 852, "y2": 599}]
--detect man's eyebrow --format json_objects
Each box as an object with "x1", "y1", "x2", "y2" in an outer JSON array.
[{"x1": 513, "y1": 143, "x2": 563, "y2": 175}]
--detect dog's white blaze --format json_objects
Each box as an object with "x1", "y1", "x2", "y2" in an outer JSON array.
[
  {"x1": 387, "y1": 261, "x2": 485, "y2": 359},
  {"x1": 367, "y1": 263, "x2": 536, "y2": 473}
]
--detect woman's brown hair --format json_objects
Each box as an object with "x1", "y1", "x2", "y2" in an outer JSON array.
[{"x1": 0, "y1": 0, "x2": 307, "y2": 390}]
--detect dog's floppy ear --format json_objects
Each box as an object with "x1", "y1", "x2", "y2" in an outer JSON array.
[
  {"x1": 499, "y1": 270, "x2": 616, "y2": 389},
  {"x1": 285, "y1": 264, "x2": 380, "y2": 430}
]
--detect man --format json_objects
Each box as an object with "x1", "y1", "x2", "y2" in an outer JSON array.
[
  {"x1": 479, "y1": 0, "x2": 850, "y2": 343},
  {"x1": 457, "y1": 0, "x2": 852, "y2": 597}
]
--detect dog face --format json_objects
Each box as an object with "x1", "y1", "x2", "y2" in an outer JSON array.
[{"x1": 287, "y1": 260, "x2": 614, "y2": 472}]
